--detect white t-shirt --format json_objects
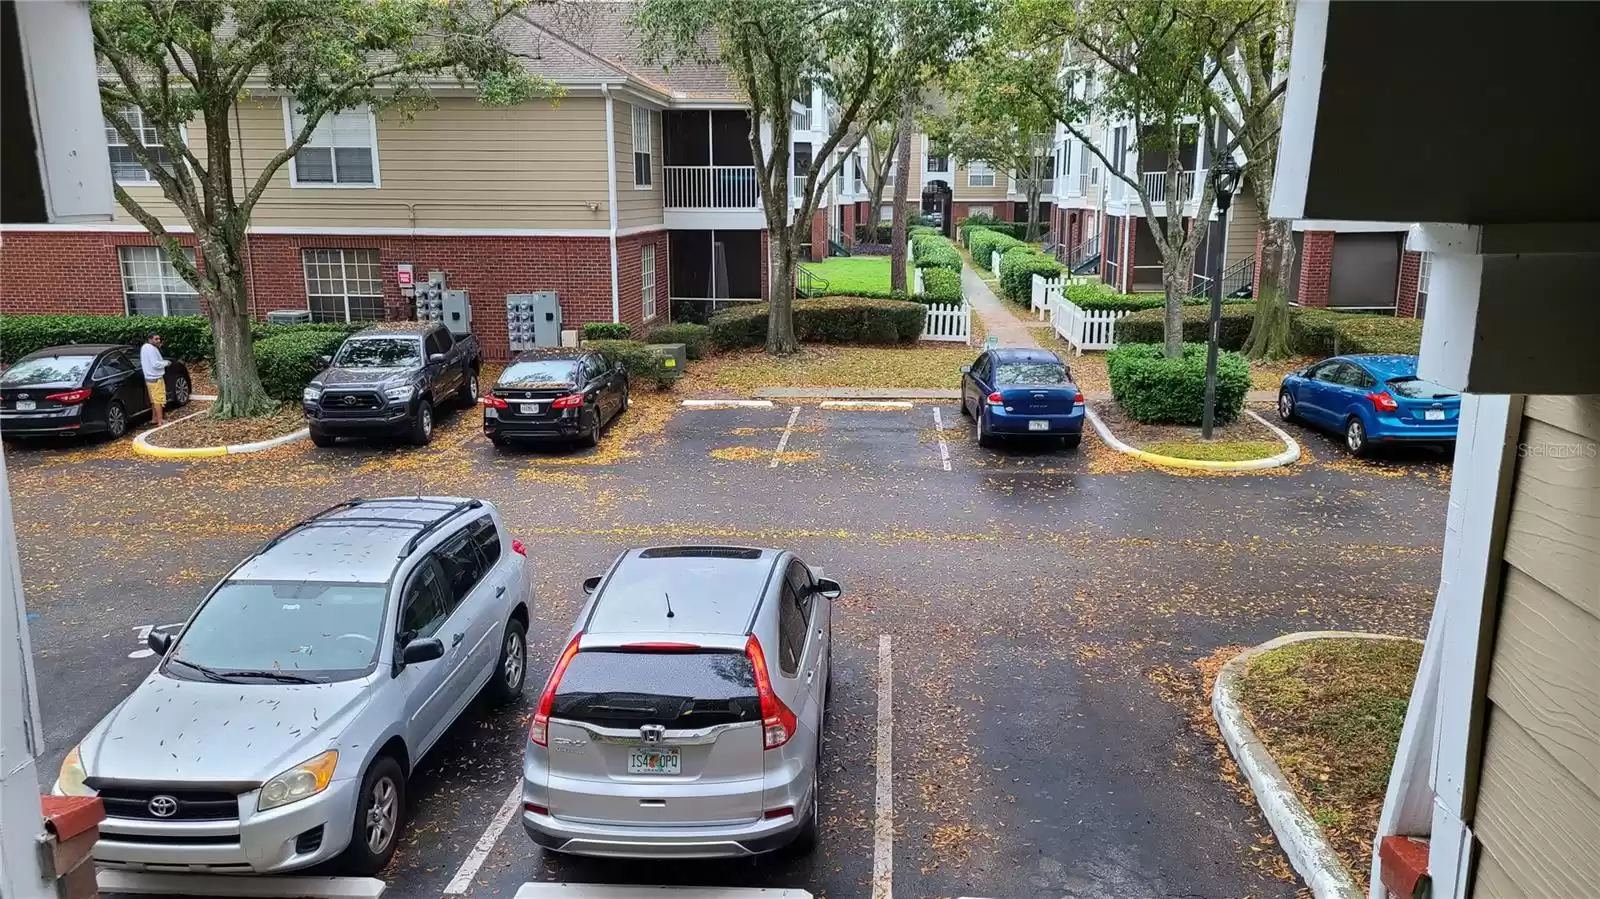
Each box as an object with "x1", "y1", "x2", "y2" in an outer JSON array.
[{"x1": 140, "y1": 343, "x2": 169, "y2": 382}]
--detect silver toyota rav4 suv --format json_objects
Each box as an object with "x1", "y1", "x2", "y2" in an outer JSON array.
[
  {"x1": 521, "y1": 546, "x2": 840, "y2": 858},
  {"x1": 54, "y1": 497, "x2": 532, "y2": 875}
]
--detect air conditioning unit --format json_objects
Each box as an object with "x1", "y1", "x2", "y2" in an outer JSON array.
[{"x1": 266, "y1": 309, "x2": 312, "y2": 324}]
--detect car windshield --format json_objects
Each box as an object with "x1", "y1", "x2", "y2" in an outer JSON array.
[
  {"x1": 166, "y1": 581, "x2": 388, "y2": 682},
  {"x1": 1, "y1": 355, "x2": 95, "y2": 386},
  {"x1": 995, "y1": 362, "x2": 1067, "y2": 385},
  {"x1": 499, "y1": 360, "x2": 579, "y2": 387},
  {"x1": 334, "y1": 338, "x2": 421, "y2": 368},
  {"x1": 1387, "y1": 377, "x2": 1458, "y2": 399}
]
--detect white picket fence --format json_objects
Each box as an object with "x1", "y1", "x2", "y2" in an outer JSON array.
[
  {"x1": 1051, "y1": 298, "x2": 1130, "y2": 353},
  {"x1": 922, "y1": 300, "x2": 972, "y2": 343},
  {"x1": 991, "y1": 250, "x2": 1003, "y2": 273},
  {"x1": 1030, "y1": 273, "x2": 1063, "y2": 320}
]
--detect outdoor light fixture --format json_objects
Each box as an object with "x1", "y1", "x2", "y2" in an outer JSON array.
[
  {"x1": 1210, "y1": 156, "x2": 1243, "y2": 213},
  {"x1": 1201, "y1": 154, "x2": 1244, "y2": 440}
]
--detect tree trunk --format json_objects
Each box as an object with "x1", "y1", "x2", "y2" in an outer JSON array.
[
  {"x1": 1162, "y1": 256, "x2": 1188, "y2": 358},
  {"x1": 889, "y1": 89, "x2": 917, "y2": 294},
  {"x1": 766, "y1": 230, "x2": 798, "y2": 354},
  {"x1": 207, "y1": 267, "x2": 274, "y2": 418},
  {"x1": 867, "y1": 185, "x2": 887, "y2": 240},
  {"x1": 1023, "y1": 184, "x2": 1042, "y2": 241},
  {"x1": 1242, "y1": 216, "x2": 1294, "y2": 360}
]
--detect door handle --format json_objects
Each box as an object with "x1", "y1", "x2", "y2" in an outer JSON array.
[
  {"x1": 451, "y1": 632, "x2": 464, "y2": 647},
  {"x1": 495, "y1": 586, "x2": 506, "y2": 597}
]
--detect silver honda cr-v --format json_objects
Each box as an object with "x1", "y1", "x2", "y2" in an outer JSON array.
[{"x1": 521, "y1": 545, "x2": 839, "y2": 858}]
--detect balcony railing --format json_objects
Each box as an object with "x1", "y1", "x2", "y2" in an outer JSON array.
[
  {"x1": 791, "y1": 175, "x2": 808, "y2": 200},
  {"x1": 1140, "y1": 170, "x2": 1201, "y2": 204},
  {"x1": 1068, "y1": 173, "x2": 1088, "y2": 197},
  {"x1": 664, "y1": 166, "x2": 760, "y2": 210}
]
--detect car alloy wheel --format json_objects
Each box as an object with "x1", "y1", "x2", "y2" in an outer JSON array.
[
  {"x1": 1346, "y1": 418, "x2": 1366, "y2": 454},
  {"x1": 419, "y1": 404, "x2": 433, "y2": 439},
  {"x1": 106, "y1": 402, "x2": 126, "y2": 437},
  {"x1": 468, "y1": 374, "x2": 479, "y2": 402},
  {"x1": 1278, "y1": 390, "x2": 1294, "y2": 421},
  {"x1": 502, "y1": 629, "x2": 524, "y2": 689},
  {"x1": 173, "y1": 375, "x2": 191, "y2": 406},
  {"x1": 365, "y1": 776, "x2": 399, "y2": 854}
]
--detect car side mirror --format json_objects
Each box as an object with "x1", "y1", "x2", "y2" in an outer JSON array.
[
  {"x1": 960, "y1": 365, "x2": 971, "y2": 374},
  {"x1": 429, "y1": 353, "x2": 446, "y2": 365},
  {"x1": 401, "y1": 637, "x2": 445, "y2": 665},
  {"x1": 813, "y1": 577, "x2": 843, "y2": 600},
  {"x1": 582, "y1": 575, "x2": 602, "y2": 595},
  {"x1": 147, "y1": 631, "x2": 174, "y2": 656},
  {"x1": 319, "y1": 355, "x2": 333, "y2": 366}
]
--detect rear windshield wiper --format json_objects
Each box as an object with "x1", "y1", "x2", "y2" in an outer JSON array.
[
  {"x1": 167, "y1": 657, "x2": 234, "y2": 683},
  {"x1": 224, "y1": 669, "x2": 321, "y2": 684}
]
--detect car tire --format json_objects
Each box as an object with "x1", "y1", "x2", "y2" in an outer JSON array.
[
  {"x1": 1277, "y1": 389, "x2": 1296, "y2": 422},
  {"x1": 1345, "y1": 417, "x2": 1370, "y2": 457},
  {"x1": 171, "y1": 373, "x2": 192, "y2": 408},
  {"x1": 485, "y1": 617, "x2": 527, "y2": 706},
  {"x1": 105, "y1": 401, "x2": 128, "y2": 439},
  {"x1": 958, "y1": 395, "x2": 970, "y2": 417},
  {"x1": 340, "y1": 755, "x2": 405, "y2": 876},
  {"x1": 310, "y1": 431, "x2": 336, "y2": 448},
  {"x1": 787, "y1": 770, "x2": 820, "y2": 855},
  {"x1": 578, "y1": 412, "x2": 600, "y2": 449},
  {"x1": 1061, "y1": 434, "x2": 1082, "y2": 450},
  {"x1": 409, "y1": 401, "x2": 434, "y2": 446},
  {"x1": 458, "y1": 369, "x2": 480, "y2": 409},
  {"x1": 487, "y1": 434, "x2": 511, "y2": 449},
  {"x1": 974, "y1": 407, "x2": 995, "y2": 448}
]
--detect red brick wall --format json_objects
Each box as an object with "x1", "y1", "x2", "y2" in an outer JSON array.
[
  {"x1": 1296, "y1": 230, "x2": 1335, "y2": 308},
  {"x1": 760, "y1": 229, "x2": 772, "y2": 300},
  {"x1": 1395, "y1": 249, "x2": 1422, "y2": 318},
  {"x1": 952, "y1": 201, "x2": 1011, "y2": 223},
  {"x1": 842, "y1": 203, "x2": 857, "y2": 249},
  {"x1": 1, "y1": 230, "x2": 201, "y2": 316},
  {"x1": 809, "y1": 210, "x2": 827, "y2": 262},
  {"x1": 616, "y1": 230, "x2": 670, "y2": 331}
]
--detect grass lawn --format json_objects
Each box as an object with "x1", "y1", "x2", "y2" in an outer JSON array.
[
  {"x1": 689, "y1": 344, "x2": 975, "y2": 392},
  {"x1": 801, "y1": 256, "x2": 891, "y2": 294},
  {"x1": 1141, "y1": 440, "x2": 1284, "y2": 462},
  {"x1": 1236, "y1": 637, "x2": 1423, "y2": 879}
]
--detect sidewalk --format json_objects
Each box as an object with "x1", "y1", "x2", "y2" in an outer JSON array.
[{"x1": 962, "y1": 263, "x2": 1041, "y2": 349}]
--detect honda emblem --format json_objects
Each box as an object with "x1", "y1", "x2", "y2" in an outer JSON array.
[{"x1": 640, "y1": 724, "x2": 665, "y2": 744}]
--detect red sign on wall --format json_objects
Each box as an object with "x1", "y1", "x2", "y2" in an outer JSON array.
[{"x1": 397, "y1": 266, "x2": 414, "y2": 287}]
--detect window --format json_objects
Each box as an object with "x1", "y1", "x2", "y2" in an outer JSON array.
[
  {"x1": 93, "y1": 350, "x2": 136, "y2": 379},
  {"x1": 118, "y1": 246, "x2": 200, "y2": 317},
  {"x1": 399, "y1": 559, "x2": 450, "y2": 641},
  {"x1": 632, "y1": 105, "x2": 653, "y2": 188},
  {"x1": 467, "y1": 518, "x2": 501, "y2": 568},
  {"x1": 302, "y1": 248, "x2": 383, "y2": 322},
  {"x1": 1415, "y1": 251, "x2": 1432, "y2": 318},
  {"x1": 785, "y1": 561, "x2": 814, "y2": 621},
  {"x1": 432, "y1": 528, "x2": 486, "y2": 609},
  {"x1": 551, "y1": 651, "x2": 760, "y2": 729},
  {"x1": 968, "y1": 205, "x2": 994, "y2": 218},
  {"x1": 967, "y1": 161, "x2": 995, "y2": 187},
  {"x1": 424, "y1": 329, "x2": 452, "y2": 358},
  {"x1": 927, "y1": 140, "x2": 949, "y2": 173},
  {"x1": 853, "y1": 154, "x2": 864, "y2": 192},
  {"x1": 641, "y1": 245, "x2": 657, "y2": 321},
  {"x1": 287, "y1": 102, "x2": 377, "y2": 186},
  {"x1": 776, "y1": 578, "x2": 807, "y2": 677},
  {"x1": 105, "y1": 106, "x2": 176, "y2": 185}
]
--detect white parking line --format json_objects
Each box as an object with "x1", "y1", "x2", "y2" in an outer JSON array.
[
  {"x1": 443, "y1": 783, "x2": 523, "y2": 895},
  {"x1": 873, "y1": 634, "x2": 894, "y2": 899},
  {"x1": 931, "y1": 408, "x2": 952, "y2": 471},
  {"x1": 770, "y1": 405, "x2": 802, "y2": 469},
  {"x1": 97, "y1": 872, "x2": 383, "y2": 898},
  {"x1": 818, "y1": 400, "x2": 913, "y2": 410},
  {"x1": 681, "y1": 399, "x2": 775, "y2": 408},
  {"x1": 515, "y1": 888, "x2": 813, "y2": 898}
]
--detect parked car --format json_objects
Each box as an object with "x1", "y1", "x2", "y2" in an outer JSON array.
[
  {"x1": 482, "y1": 348, "x2": 628, "y2": 448},
  {"x1": 303, "y1": 322, "x2": 481, "y2": 447},
  {"x1": 0, "y1": 344, "x2": 192, "y2": 441},
  {"x1": 1278, "y1": 354, "x2": 1460, "y2": 456},
  {"x1": 53, "y1": 497, "x2": 532, "y2": 875},
  {"x1": 521, "y1": 545, "x2": 840, "y2": 858},
  {"x1": 959, "y1": 347, "x2": 1085, "y2": 448}
]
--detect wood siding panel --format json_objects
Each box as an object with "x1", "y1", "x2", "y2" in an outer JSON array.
[
  {"x1": 1502, "y1": 416, "x2": 1600, "y2": 616},
  {"x1": 614, "y1": 101, "x2": 664, "y2": 230},
  {"x1": 954, "y1": 163, "x2": 1008, "y2": 200},
  {"x1": 1472, "y1": 848, "x2": 1529, "y2": 899},
  {"x1": 1474, "y1": 707, "x2": 1600, "y2": 898},
  {"x1": 1226, "y1": 183, "x2": 1259, "y2": 269},
  {"x1": 114, "y1": 120, "x2": 208, "y2": 227},
  {"x1": 1525, "y1": 394, "x2": 1600, "y2": 442}
]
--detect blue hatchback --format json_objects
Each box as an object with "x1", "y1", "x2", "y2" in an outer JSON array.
[
  {"x1": 960, "y1": 348, "x2": 1085, "y2": 448},
  {"x1": 1277, "y1": 354, "x2": 1460, "y2": 456}
]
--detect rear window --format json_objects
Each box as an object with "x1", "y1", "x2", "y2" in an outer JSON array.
[
  {"x1": 1387, "y1": 377, "x2": 1458, "y2": 399},
  {"x1": 551, "y1": 650, "x2": 759, "y2": 729},
  {"x1": 995, "y1": 361, "x2": 1067, "y2": 385},
  {"x1": 2, "y1": 356, "x2": 95, "y2": 386},
  {"x1": 498, "y1": 360, "x2": 578, "y2": 387}
]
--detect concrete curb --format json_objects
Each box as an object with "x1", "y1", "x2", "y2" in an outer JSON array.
[
  {"x1": 1212, "y1": 631, "x2": 1419, "y2": 899},
  {"x1": 1084, "y1": 406, "x2": 1301, "y2": 471},
  {"x1": 132, "y1": 408, "x2": 309, "y2": 459}
]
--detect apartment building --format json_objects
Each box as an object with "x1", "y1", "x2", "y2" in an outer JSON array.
[{"x1": 0, "y1": 4, "x2": 860, "y2": 355}]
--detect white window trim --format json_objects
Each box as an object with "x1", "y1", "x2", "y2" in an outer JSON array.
[
  {"x1": 631, "y1": 105, "x2": 654, "y2": 191},
  {"x1": 107, "y1": 107, "x2": 189, "y2": 188},
  {"x1": 282, "y1": 98, "x2": 382, "y2": 189},
  {"x1": 967, "y1": 205, "x2": 994, "y2": 218},
  {"x1": 301, "y1": 248, "x2": 384, "y2": 322},
  {"x1": 641, "y1": 245, "x2": 657, "y2": 321},
  {"x1": 118, "y1": 246, "x2": 200, "y2": 317},
  {"x1": 923, "y1": 135, "x2": 950, "y2": 176},
  {"x1": 967, "y1": 161, "x2": 995, "y2": 188}
]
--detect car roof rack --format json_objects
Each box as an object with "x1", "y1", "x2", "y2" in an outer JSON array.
[
  {"x1": 398, "y1": 499, "x2": 483, "y2": 557},
  {"x1": 261, "y1": 497, "x2": 482, "y2": 556}
]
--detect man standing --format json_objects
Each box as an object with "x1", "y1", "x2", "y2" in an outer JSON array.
[{"x1": 140, "y1": 332, "x2": 169, "y2": 427}]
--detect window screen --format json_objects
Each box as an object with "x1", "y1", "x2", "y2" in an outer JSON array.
[{"x1": 291, "y1": 104, "x2": 377, "y2": 185}]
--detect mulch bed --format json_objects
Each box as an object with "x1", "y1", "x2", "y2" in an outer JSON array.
[
  {"x1": 1092, "y1": 399, "x2": 1282, "y2": 450},
  {"x1": 144, "y1": 404, "x2": 305, "y2": 449}
]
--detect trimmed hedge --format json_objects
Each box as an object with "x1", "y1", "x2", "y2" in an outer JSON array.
[
  {"x1": 911, "y1": 231, "x2": 962, "y2": 272},
  {"x1": 644, "y1": 323, "x2": 711, "y2": 360},
  {"x1": 1293, "y1": 308, "x2": 1423, "y2": 356},
  {"x1": 855, "y1": 224, "x2": 894, "y2": 244},
  {"x1": 1107, "y1": 342, "x2": 1251, "y2": 426},
  {"x1": 909, "y1": 225, "x2": 940, "y2": 238},
  {"x1": 256, "y1": 331, "x2": 350, "y2": 402},
  {"x1": 250, "y1": 321, "x2": 365, "y2": 342},
  {"x1": 709, "y1": 297, "x2": 926, "y2": 349},
  {"x1": 998, "y1": 246, "x2": 1064, "y2": 305},
  {"x1": 582, "y1": 322, "x2": 632, "y2": 341},
  {"x1": 0, "y1": 314, "x2": 213, "y2": 364},
  {"x1": 586, "y1": 339, "x2": 677, "y2": 388},
  {"x1": 968, "y1": 228, "x2": 1027, "y2": 271},
  {"x1": 919, "y1": 268, "x2": 962, "y2": 304},
  {"x1": 1112, "y1": 303, "x2": 1259, "y2": 350}
]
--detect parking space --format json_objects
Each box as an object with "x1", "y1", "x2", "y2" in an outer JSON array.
[{"x1": 7, "y1": 395, "x2": 1453, "y2": 899}]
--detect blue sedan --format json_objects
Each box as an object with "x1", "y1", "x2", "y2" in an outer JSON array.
[
  {"x1": 960, "y1": 348, "x2": 1085, "y2": 448},
  {"x1": 1277, "y1": 354, "x2": 1460, "y2": 456}
]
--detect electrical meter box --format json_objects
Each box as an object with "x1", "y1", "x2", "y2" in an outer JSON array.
[
  {"x1": 506, "y1": 292, "x2": 561, "y2": 351},
  {"x1": 647, "y1": 343, "x2": 687, "y2": 381},
  {"x1": 442, "y1": 289, "x2": 471, "y2": 335}
]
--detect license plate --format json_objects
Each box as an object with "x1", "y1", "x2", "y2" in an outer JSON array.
[
  {"x1": 628, "y1": 747, "x2": 680, "y2": 775},
  {"x1": 1028, "y1": 420, "x2": 1050, "y2": 431},
  {"x1": 1424, "y1": 409, "x2": 1445, "y2": 421},
  {"x1": 14, "y1": 401, "x2": 34, "y2": 412},
  {"x1": 519, "y1": 403, "x2": 541, "y2": 415}
]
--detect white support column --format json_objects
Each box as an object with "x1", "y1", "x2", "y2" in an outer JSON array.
[{"x1": 1, "y1": 449, "x2": 49, "y2": 899}]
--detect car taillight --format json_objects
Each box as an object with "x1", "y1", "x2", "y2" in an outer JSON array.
[
  {"x1": 480, "y1": 395, "x2": 508, "y2": 409},
  {"x1": 986, "y1": 392, "x2": 1003, "y2": 405},
  {"x1": 1072, "y1": 394, "x2": 1085, "y2": 407},
  {"x1": 511, "y1": 539, "x2": 526, "y2": 556},
  {"x1": 745, "y1": 635, "x2": 796, "y2": 749},
  {"x1": 763, "y1": 806, "x2": 795, "y2": 820},
  {"x1": 1367, "y1": 391, "x2": 1399, "y2": 413},
  {"x1": 530, "y1": 633, "x2": 582, "y2": 747},
  {"x1": 551, "y1": 394, "x2": 584, "y2": 409},
  {"x1": 523, "y1": 802, "x2": 548, "y2": 816},
  {"x1": 45, "y1": 389, "x2": 91, "y2": 405}
]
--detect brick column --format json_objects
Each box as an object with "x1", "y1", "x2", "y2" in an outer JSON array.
[
  {"x1": 810, "y1": 210, "x2": 828, "y2": 261},
  {"x1": 842, "y1": 204, "x2": 856, "y2": 249},
  {"x1": 41, "y1": 796, "x2": 106, "y2": 899},
  {"x1": 1121, "y1": 214, "x2": 1136, "y2": 294},
  {"x1": 1296, "y1": 230, "x2": 1336, "y2": 307},
  {"x1": 1395, "y1": 249, "x2": 1422, "y2": 317}
]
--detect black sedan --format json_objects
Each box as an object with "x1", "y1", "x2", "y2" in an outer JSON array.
[
  {"x1": 0, "y1": 344, "x2": 192, "y2": 440},
  {"x1": 482, "y1": 348, "x2": 628, "y2": 447}
]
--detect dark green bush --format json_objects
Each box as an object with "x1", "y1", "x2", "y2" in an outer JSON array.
[
  {"x1": 582, "y1": 322, "x2": 632, "y2": 341},
  {"x1": 0, "y1": 314, "x2": 213, "y2": 364},
  {"x1": 919, "y1": 268, "x2": 962, "y2": 305},
  {"x1": 1112, "y1": 303, "x2": 1258, "y2": 350},
  {"x1": 644, "y1": 323, "x2": 711, "y2": 360},
  {"x1": 1292, "y1": 308, "x2": 1423, "y2": 356},
  {"x1": 256, "y1": 331, "x2": 349, "y2": 401},
  {"x1": 1107, "y1": 342, "x2": 1251, "y2": 425},
  {"x1": 587, "y1": 339, "x2": 677, "y2": 388},
  {"x1": 911, "y1": 232, "x2": 962, "y2": 271},
  {"x1": 709, "y1": 297, "x2": 926, "y2": 349},
  {"x1": 968, "y1": 228, "x2": 1026, "y2": 270},
  {"x1": 855, "y1": 223, "x2": 894, "y2": 244},
  {"x1": 998, "y1": 247, "x2": 1064, "y2": 304},
  {"x1": 250, "y1": 321, "x2": 364, "y2": 343},
  {"x1": 909, "y1": 225, "x2": 940, "y2": 239}
]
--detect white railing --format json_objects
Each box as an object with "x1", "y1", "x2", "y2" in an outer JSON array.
[
  {"x1": 1031, "y1": 272, "x2": 1063, "y2": 320},
  {"x1": 1051, "y1": 297, "x2": 1130, "y2": 354},
  {"x1": 922, "y1": 300, "x2": 972, "y2": 343},
  {"x1": 1140, "y1": 170, "x2": 1200, "y2": 204},
  {"x1": 791, "y1": 175, "x2": 807, "y2": 200},
  {"x1": 1067, "y1": 173, "x2": 1088, "y2": 197},
  {"x1": 664, "y1": 166, "x2": 760, "y2": 209}
]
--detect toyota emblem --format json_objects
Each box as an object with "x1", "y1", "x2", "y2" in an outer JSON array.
[
  {"x1": 147, "y1": 794, "x2": 180, "y2": 818},
  {"x1": 342, "y1": 395, "x2": 358, "y2": 406}
]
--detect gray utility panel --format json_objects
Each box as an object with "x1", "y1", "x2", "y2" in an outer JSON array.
[
  {"x1": 441, "y1": 289, "x2": 471, "y2": 335},
  {"x1": 507, "y1": 293, "x2": 561, "y2": 351}
]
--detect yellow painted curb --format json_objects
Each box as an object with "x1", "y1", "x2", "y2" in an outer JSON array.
[
  {"x1": 132, "y1": 440, "x2": 229, "y2": 459},
  {"x1": 1084, "y1": 406, "x2": 1302, "y2": 472},
  {"x1": 131, "y1": 408, "x2": 308, "y2": 459}
]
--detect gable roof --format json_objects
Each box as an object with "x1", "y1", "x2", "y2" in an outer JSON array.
[{"x1": 509, "y1": 2, "x2": 740, "y2": 101}]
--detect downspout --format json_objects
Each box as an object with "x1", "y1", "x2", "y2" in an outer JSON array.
[{"x1": 601, "y1": 83, "x2": 621, "y2": 324}]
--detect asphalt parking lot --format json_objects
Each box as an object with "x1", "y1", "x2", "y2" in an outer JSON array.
[{"x1": 5, "y1": 395, "x2": 1451, "y2": 899}]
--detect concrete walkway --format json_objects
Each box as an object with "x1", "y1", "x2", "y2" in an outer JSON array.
[{"x1": 962, "y1": 263, "x2": 1041, "y2": 348}]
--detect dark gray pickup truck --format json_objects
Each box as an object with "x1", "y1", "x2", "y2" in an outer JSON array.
[{"x1": 302, "y1": 322, "x2": 480, "y2": 446}]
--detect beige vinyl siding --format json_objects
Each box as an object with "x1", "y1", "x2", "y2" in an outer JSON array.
[
  {"x1": 112, "y1": 96, "x2": 612, "y2": 231},
  {"x1": 114, "y1": 124, "x2": 207, "y2": 226},
  {"x1": 1225, "y1": 183, "x2": 1259, "y2": 269},
  {"x1": 614, "y1": 101, "x2": 664, "y2": 229},
  {"x1": 954, "y1": 162, "x2": 1008, "y2": 200},
  {"x1": 1472, "y1": 394, "x2": 1600, "y2": 899}
]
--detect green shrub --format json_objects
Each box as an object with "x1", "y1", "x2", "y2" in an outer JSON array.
[
  {"x1": 919, "y1": 268, "x2": 962, "y2": 305},
  {"x1": 998, "y1": 247, "x2": 1064, "y2": 304},
  {"x1": 587, "y1": 339, "x2": 677, "y2": 389},
  {"x1": 256, "y1": 331, "x2": 349, "y2": 401},
  {"x1": 1107, "y1": 342, "x2": 1251, "y2": 426},
  {"x1": 709, "y1": 297, "x2": 926, "y2": 349},
  {"x1": 968, "y1": 228, "x2": 1026, "y2": 270},
  {"x1": 644, "y1": 323, "x2": 711, "y2": 360},
  {"x1": 1292, "y1": 308, "x2": 1423, "y2": 356},
  {"x1": 0, "y1": 314, "x2": 213, "y2": 364},
  {"x1": 250, "y1": 321, "x2": 364, "y2": 342},
  {"x1": 911, "y1": 232, "x2": 962, "y2": 271},
  {"x1": 909, "y1": 225, "x2": 940, "y2": 238},
  {"x1": 1112, "y1": 303, "x2": 1258, "y2": 350},
  {"x1": 582, "y1": 322, "x2": 632, "y2": 341}
]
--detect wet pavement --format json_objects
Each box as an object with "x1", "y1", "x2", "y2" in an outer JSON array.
[{"x1": 5, "y1": 394, "x2": 1450, "y2": 899}]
